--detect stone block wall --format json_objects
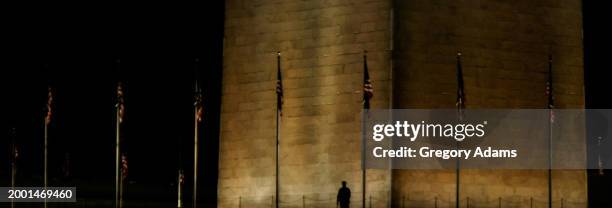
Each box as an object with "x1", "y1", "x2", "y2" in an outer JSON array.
[
  {"x1": 392, "y1": 0, "x2": 585, "y2": 207},
  {"x1": 219, "y1": 0, "x2": 586, "y2": 207},
  {"x1": 219, "y1": 0, "x2": 392, "y2": 207}
]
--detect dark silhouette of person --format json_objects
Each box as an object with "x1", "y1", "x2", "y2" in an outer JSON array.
[{"x1": 337, "y1": 181, "x2": 351, "y2": 208}]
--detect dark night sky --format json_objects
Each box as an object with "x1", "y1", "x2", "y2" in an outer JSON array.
[
  {"x1": 583, "y1": 1, "x2": 612, "y2": 206},
  {"x1": 1, "y1": 1, "x2": 612, "y2": 207},
  {"x1": 1, "y1": 2, "x2": 225, "y2": 206}
]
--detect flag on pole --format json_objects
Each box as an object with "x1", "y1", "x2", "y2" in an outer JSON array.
[
  {"x1": 454, "y1": 51, "x2": 466, "y2": 208},
  {"x1": 195, "y1": 81, "x2": 203, "y2": 123},
  {"x1": 276, "y1": 52, "x2": 283, "y2": 115},
  {"x1": 360, "y1": 51, "x2": 373, "y2": 208},
  {"x1": 12, "y1": 143, "x2": 18, "y2": 165},
  {"x1": 546, "y1": 55, "x2": 554, "y2": 122},
  {"x1": 456, "y1": 52, "x2": 465, "y2": 119},
  {"x1": 10, "y1": 128, "x2": 18, "y2": 168},
  {"x1": 179, "y1": 169, "x2": 185, "y2": 185},
  {"x1": 117, "y1": 83, "x2": 125, "y2": 123},
  {"x1": 275, "y1": 52, "x2": 283, "y2": 208},
  {"x1": 363, "y1": 53, "x2": 373, "y2": 110},
  {"x1": 46, "y1": 87, "x2": 53, "y2": 125},
  {"x1": 15, "y1": 146, "x2": 19, "y2": 160},
  {"x1": 121, "y1": 154, "x2": 128, "y2": 179},
  {"x1": 193, "y1": 68, "x2": 203, "y2": 208},
  {"x1": 545, "y1": 55, "x2": 555, "y2": 208}
]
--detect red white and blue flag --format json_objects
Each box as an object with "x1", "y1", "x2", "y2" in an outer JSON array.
[
  {"x1": 276, "y1": 52, "x2": 284, "y2": 115},
  {"x1": 363, "y1": 54, "x2": 373, "y2": 110},
  {"x1": 546, "y1": 55, "x2": 554, "y2": 122},
  {"x1": 121, "y1": 154, "x2": 128, "y2": 179},
  {"x1": 456, "y1": 52, "x2": 465, "y2": 120},
  {"x1": 117, "y1": 83, "x2": 125, "y2": 123},
  {"x1": 46, "y1": 87, "x2": 53, "y2": 125}
]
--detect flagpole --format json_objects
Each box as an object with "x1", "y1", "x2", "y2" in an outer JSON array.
[
  {"x1": 276, "y1": 89, "x2": 280, "y2": 208},
  {"x1": 362, "y1": 109, "x2": 367, "y2": 208},
  {"x1": 455, "y1": 51, "x2": 464, "y2": 208},
  {"x1": 115, "y1": 62, "x2": 122, "y2": 208},
  {"x1": 115, "y1": 93, "x2": 121, "y2": 208},
  {"x1": 274, "y1": 51, "x2": 280, "y2": 208},
  {"x1": 598, "y1": 136, "x2": 604, "y2": 176},
  {"x1": 44, "y1": 113, "x2": 48, "y2": 208},
  {"x1": 547, "y1": 55, "x2": 553, "y2": 208},
  {"x1": 178, "y1": 134, "x2": 184, "y2": 208},
  {"x1": 44, "y1": 86, "x2": 52, "y2": 208},
  {"x1": 362, "y1": 50, "x2": 368, "y2": 208},
  {"x1": 193, "y1": 105, "x2": 199, "y2": 208},
  {"x1": 456, "y1": 142, "x2": 460, "y2": 208},
  {"x1": 178, "y1": 123, "x2": 184, "y2": 208},
  {"x1": 11, "y1": 151, "x2": 15, "y2": 208},
  {"x1": 548, "y1": 114, "x2": 552, "y2": 208},
  {"x1": 193, "y1": 58, "x2": 200, "y2": 208},
  {"x1": 178, "y1": 169, "x2": 183, "y2": 208},
  {"x1": 11, "y1": 128, "x2": 16, "y2": 208},
  {"x1": 11, "y1": 147, "x2": 15, "y2": 208},
  {"x1": 120, "y1": 172, "x2": 124, "y2": 208},
  {"x1": 120, "y1": 154, "x2": 125, "y2": 208}
]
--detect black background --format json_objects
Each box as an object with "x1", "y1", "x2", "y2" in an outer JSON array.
[
  {"x1": 583, "y1": 1, "x2": 612, "y2": 207},
  {"x1": 1, "y1": 1, "x2": 611, "y2": 207},
  {"x1": 2, "y1": 2, "x2": 225, "y2": 207}
]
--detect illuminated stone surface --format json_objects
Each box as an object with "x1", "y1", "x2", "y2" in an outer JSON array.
[{"x1": 219, "y1": 0, "x2": 585, "y2": 207}]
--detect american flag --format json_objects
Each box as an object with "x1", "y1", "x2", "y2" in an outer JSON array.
[
  {"x1": 363, "y1": 54, "x2": 373, "y2": 109},
  {"x1": 117, "y1": 83, "x2": 125, "y2": 123},
  {"x1": 11, "y1": 129, "x2": 18, "y2": 164},
  {"x1": 10, "y1": 129, "x2": 17, "y2": 174},
  {"x1": 456, "y1": 52, "x2": 465, "y2": 119},
  {"x1": 46, "y1": 87, "x2": 53, "y2": 125},
  {"x1": 11, "y1": 145, "x2": 18, "y2": 173},
  {"x1": 276, "y1": 52, "x2": 283, "y2": 114},
  {"x1": 194, "y1": 81, "x2": 203, "y2": 122},
  {"x1": 546, "y1": 55, "x2": 554, "y2": 122},
  {"x1": 13, "y1": 145, "x2": 18, "y2": 163},
  {"x1": 121, "y1": 154, "x2": 128, "y2": 179},
  {"x1": 179, "y1": 170, "x2": 185, "y2": 185}
]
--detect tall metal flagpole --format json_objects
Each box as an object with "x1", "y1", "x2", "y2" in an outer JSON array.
[
  {"x1": 362, "y1": 50, "x2": 373, "y2": 208},
  {"x1": 178, "y1": 131, "x2": 184, "y2": 207},
  {"x1": 11, "y1": 128, "x2": 16, "y2": 208},
  {"x1": 276, "y1": 95, "x2": 280, "y2": 208},
  {"x1": 193, "y1": 58, "x2": 202, "y2": 208},
  {"x1": 275, "y1": 51, "x2": 282, "y2": 208},
  {"x1": 362, "y1": 108, "x2": 367, "y2": 208},
  {"x1": 193, "y1": 97, "x2": 199, "y2": 208},
  {"x1": 547, "y1": 55, "x2": 553, "y2": 208},
  {"x1": 455, "y1": 51, "x2": 465, "y2": 208},
  {"x1": 44, "y1": 86, "x2": 52, "y2": 208},
  {"x1": 598, "y1": 136, "x2": 605, "y2": 176},
  {"x1": 44, "y1": 118, "x2": 48, "y2": 208},
  {"x1": 44, "y1": 90, "x2": 48, "y2": 208},
  {"x1": 116, "y1": 86, "x2": 121, "y2": 208},
  {"x1": 115, "y1": 85, "x2": 121, "y2": 207},
  {"x1": 178, "y1": 169, "x2": 184, "y2": 207},
  {"x1": 115, "y1": 59, "x2": 123, "y2": 208},
  {"x1": 120, "y1": 154, "x2": 126, "y2": 208}
]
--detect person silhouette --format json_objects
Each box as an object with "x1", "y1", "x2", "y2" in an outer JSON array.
[{"x1": 337, "y1": 181, "x2": 351, "y2": 208}]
